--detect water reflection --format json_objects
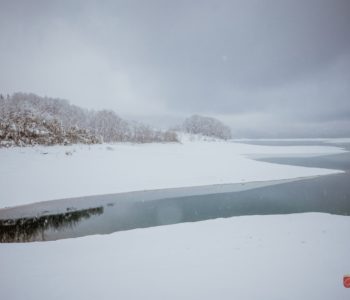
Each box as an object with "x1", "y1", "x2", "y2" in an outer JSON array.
[
  {"x1": 1, "y1": 145, "x2": 349, "y2": 243},
  {"x1": 0, "y1": 206, "x2": 103, "y2": 243}
]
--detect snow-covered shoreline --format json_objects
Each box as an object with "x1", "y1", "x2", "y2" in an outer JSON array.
[
  {"x1": 1, "y1": 212, "x2": 349, "y2": 300},
  {"x1": 1, "y1": 139, "x2": 349, "y2": 300},
  {"x1": 0, "y1": 139, "x2": 346, "y2": 208},
  {"x1": 0, "y1": 176, "x2": 319, "y2": 219}
]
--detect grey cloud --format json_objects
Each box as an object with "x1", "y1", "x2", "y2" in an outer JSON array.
[{"x1": 0, "y1": 0, "x2": 349, "y2": 137}]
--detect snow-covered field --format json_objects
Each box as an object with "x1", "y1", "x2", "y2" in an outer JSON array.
[
  {"x1": 1, "y1": 213, "x2": 349, "y2": 300},
  {"x1": 1, "y1": 139, "x2": 349, "y2": 299},
  {"x1": 0, "y1": 139, "x2": 346, "y2": 208}
]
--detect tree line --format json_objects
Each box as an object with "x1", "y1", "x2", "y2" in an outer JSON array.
[
  {"x1": 0, "y1": 93, "x2": 178, "y2": 147},
  {"x1": 0, "y1": 92, "x2": 232, "y2": 147}
]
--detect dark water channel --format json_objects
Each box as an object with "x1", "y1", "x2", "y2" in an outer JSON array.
[{"x1": 1, "y1": 141, "x2": 350, "y2": 243}]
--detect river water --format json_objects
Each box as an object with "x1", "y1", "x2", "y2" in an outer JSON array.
[{"x1": 1, "y1": 141, "x2": 349, "y2": 242}]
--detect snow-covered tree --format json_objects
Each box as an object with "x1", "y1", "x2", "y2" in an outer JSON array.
[
  {"x1": 0, "y1": 92, "x2": 178, "y2": 147},
  {"x1": 182, "y1": 114, "x2": 232, "y2": 140}
]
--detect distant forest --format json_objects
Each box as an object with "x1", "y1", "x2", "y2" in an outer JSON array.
[
  {"x1": 0, "y1": 93, "x2": 232, "y2": 147},
  {"x1": 0, "y1": 93, "x2": 178, "y2": 147}
]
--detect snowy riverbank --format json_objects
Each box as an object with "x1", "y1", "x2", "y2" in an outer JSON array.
[
  {"x1": 1, "y1": 139, "x2": 349, "y2": 299},
  {"x1": 0, "y1": 139, "x2": 346, "y2": 208},
  {"x1": 1, "y1": 212, "x2": 349, "y2": 300}
]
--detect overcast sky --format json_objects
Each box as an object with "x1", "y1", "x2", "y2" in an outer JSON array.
[{"x1": 1, "y1": 0, "x2": 349, "y2": 137}]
